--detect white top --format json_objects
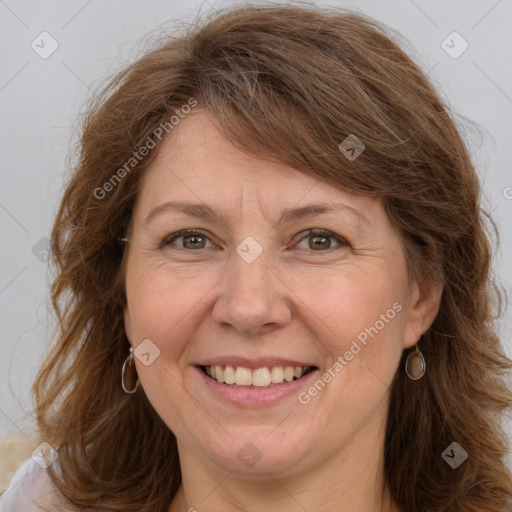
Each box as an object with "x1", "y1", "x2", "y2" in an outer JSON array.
[{"x1": 0, "y1": 452, "x2": 72, "y2": 512}]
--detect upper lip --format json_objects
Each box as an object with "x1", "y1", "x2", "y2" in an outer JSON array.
[{"x1": 197, "y1": 357, "x2": 317, "y2": 369}]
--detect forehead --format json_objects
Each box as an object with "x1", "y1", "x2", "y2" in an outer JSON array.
[
  {"x1": 133, "y1": 111, "x2": 385, "y2": 227},
  {"x1": 144, "y1": 110, "x2": 317, "y2": 185}
]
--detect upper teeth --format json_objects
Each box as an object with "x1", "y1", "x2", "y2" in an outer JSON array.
[{"x1": 204, "y1": 365, "x2": 311, "y2": 387}]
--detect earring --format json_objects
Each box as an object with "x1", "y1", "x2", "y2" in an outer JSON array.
[
  {"x1": 405, "y1": 344, "x2": 426, "y2": 380},
  {"x1": 121, "y1": 346, "x2": 140, "y2": 394}
]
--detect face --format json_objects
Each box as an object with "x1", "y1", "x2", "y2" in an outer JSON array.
[{"x1": 123, "y1": 110, "x2": 439, "y2": 478}]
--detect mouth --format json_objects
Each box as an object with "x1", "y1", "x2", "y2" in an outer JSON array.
[{"x1": 198, "y1": 364, "x2": 317, "y2": 388}]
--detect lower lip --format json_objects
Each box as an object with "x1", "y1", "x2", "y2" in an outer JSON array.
[{"x1": 196, "y1": 366, "x2": 320, "y2": 407}]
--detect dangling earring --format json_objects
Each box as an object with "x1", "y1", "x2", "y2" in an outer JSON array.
[
  {"x1": 121, "y1": 346, "x2": 140, "y2": 394},
  {"x1": 405, "y1": 344, "x2": 426, "y2": 380}
]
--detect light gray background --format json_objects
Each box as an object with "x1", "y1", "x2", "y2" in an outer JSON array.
[{"x1": 1, "y1": 0, "x2": 511, "y2": 460}]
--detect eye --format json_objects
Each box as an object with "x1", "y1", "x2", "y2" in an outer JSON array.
[
  {"x1": 160, "y1": 228, "x2": 349, "y2": 252},
  {"x1": 292, "y1": 229, "x2": 349, "y2": 251},
  {"x1": 161, "y1": 230, "x2": 216, "y2": 250}
]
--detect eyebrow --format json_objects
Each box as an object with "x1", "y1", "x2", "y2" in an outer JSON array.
[{"x1": 144, "y1": 200, "x2": 371, "y2": 228}]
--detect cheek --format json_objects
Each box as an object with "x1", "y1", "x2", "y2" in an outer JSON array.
[
  {"x1": 304, "y1": 266, "x2": 404, "y2": 344},
  {"x1": 126, "y1": 264, "x2": 202, "y2": 340},
  {"x1": 304, "y1": 270, "x2": 406, "y2": 408},
  {"x1": 124, "y1": 272, "x2": 195, "y2": 429}
]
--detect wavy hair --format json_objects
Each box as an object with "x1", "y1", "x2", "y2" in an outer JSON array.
[{"x1": 32, "y1": 3, "x2": 512, "y2": 511}]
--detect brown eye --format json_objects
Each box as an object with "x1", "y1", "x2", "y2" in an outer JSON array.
[
  {"x1": 183, "y1": 234, "x2": 206, "y2": 249},
  {"x1": 294, "y1": 229, "x2": 348, "y2": 251},
  {"x1": 160, "y1": 228, "x2": 349, "y2": 253},
  {"x1": 308, "y1": 234, "x2": 331, "y2": 250},
  {"x1": 161, "y1": 230, "x2": 213, "y2": 250}
]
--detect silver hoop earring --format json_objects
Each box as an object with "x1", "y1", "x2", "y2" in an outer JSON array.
[
  {"x1": 121, "y1": 346, "x2": 140, "y2": 394},
  {"x1": 405, "y1": 344, "x2": 426, "y2": 380}
]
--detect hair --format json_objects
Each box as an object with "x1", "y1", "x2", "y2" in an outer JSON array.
[{"x1": 31, "y1": 3, "x2": 512, "y2": 511}]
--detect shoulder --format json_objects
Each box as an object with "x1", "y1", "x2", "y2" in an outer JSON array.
[{"x1": 0, "y1": 449, "x2": 72, "y2": 512}]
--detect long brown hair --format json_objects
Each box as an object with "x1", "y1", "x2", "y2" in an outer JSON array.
[{"x1": 32, "y1": 3, "x2": 512, "y2": 511}]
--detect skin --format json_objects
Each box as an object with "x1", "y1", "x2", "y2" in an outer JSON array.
[{"x1": 123, "y1": 110, "x2": 443, "y2": 512}]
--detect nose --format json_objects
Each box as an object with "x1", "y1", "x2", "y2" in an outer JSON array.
[{"x1": 211, "y1": 246, "x2": 292, "y2": 337}]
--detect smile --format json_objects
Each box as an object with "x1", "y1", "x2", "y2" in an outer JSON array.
[{"x1": 201, "y1": 365, "x2": 315, "y2": 388}]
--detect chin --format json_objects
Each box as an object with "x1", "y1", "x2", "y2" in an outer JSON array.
[{"x1": 197, "y1": 427, "x2": 317, "y2": 477}]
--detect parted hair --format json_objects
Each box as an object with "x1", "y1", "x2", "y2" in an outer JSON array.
[{"x1": 32, "y1": 3, "x2": 512, "y2": 511}]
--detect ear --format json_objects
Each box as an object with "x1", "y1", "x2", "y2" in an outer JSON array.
[
  {"x1": 403, "y1": 277, "x2": 443, "y2": 349},
  {"x1": 124, "y1": 304, "x2": 133, "y2": 343}
]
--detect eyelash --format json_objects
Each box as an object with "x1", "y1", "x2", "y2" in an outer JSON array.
[{"x1": 160, "y1": 228, "x2": 349, "y2": 253}]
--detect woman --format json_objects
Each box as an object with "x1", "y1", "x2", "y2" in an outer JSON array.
[{"x1": 1, "y1": 3, "x2": 511, "y2": 512}]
